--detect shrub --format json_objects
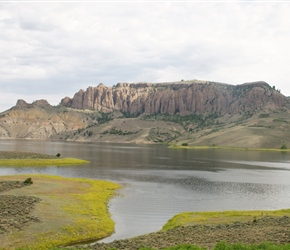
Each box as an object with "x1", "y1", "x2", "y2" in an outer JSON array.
[
  {"x1": 23, "y1": 178, "x2": 33, "y2": 185},
  {"x1": 181, "y1": 143, "x2": 188, "y2": 146},
  {"x1": 56, "y1": 153, "x2": 61, "y2": 157},
  {"x1": 281, "y1": 144, "x2": 288, "y2": 150},
  {"x1": 259, "y1": 113, "x2": 270, "y2": 118}
]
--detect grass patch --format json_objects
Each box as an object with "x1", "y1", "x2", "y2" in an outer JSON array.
[
  {"x1": 0, "y1": 150, "x2": 89, "y2": 167},
  {"x1": 213, "y1": 241, "x2": 290, "y2": 250},
  {"x1": 51, "y1": 242, "x2": 290, "y2": 250},
  {"x1": 0, "y1": 174, "x2": 121, "y2": 249},
  {"x1": 162, "y1": 209, "x2": 290, "y2": 231},
  {"x1": 0, "y1": 158, "x2": 89, "y2": 167}
]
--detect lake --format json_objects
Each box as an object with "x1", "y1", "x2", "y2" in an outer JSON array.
[{"x1": 1, "y1": 139, "x2": 290, "y2": 242}]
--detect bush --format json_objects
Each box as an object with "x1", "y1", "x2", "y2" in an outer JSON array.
[
  {"x1": 259, "y1": 113, "x2": 270, "y2": 118},
  {"x1": 56, "y1": 153, "x2": 61, "y2": 157},
  {"x1": 181, "y1": 143, "x2": 188, "y2": 146},
  {"x1": 23, "y1": 178, "x2": 33, "y2": 185},
  {"x1": 281, "y1": 144, "x2": 288, "y2": 150}
]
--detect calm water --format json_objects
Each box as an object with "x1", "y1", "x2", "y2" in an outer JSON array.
[{"x1": 1, "y1": 139, "x2": 290, "y2": 242}]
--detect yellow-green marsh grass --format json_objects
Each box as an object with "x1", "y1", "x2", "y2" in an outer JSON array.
[
  {"x1": 0, "y1": 157, "x2": 89, "y2": 167},
  {"x1": 0, "y1": 174, "x2": 121, "y2": 249},
  {"x1": 162, "y1": 209, "x2": 290, "y2": 231}
]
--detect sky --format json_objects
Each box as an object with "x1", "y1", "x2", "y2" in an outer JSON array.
[{"x1": 1, "y1": 1, "x2": 290, "y2": 112}]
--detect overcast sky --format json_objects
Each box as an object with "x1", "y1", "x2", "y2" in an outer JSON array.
[{"x1": 1, "y1": 1, "x2": 290, "y2": 112}]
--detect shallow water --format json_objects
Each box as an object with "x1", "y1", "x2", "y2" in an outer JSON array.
[{"x1": 1, "y1": 139, "x2": 290, "y2": 242}]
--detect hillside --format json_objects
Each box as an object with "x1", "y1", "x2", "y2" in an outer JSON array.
[
  {"x1": 0, "y1": 99, "x2": 92, "y2": 139},
  {"x1": 1, "y1": 80, "x2": 290, "y2": 149}
]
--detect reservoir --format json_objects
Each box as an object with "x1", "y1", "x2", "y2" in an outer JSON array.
[{"x1": 1, "y1": 139, "x2": 290, "y2": 242}]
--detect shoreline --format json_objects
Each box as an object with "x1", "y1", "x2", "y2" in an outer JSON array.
[
  {"x1": 169, "y1": 144, "x2": 290, "y2": 152},
  {"x1": 1, "y1": 138, "x2": 289, "y2": 152},
  {"x1": 1, "y1": 147, "x2": 290, "y2": 249},
  {"x1": 0, "y1": 157, "x2": 89, "y2": 166},
  {"x1": 85, "y1": 215, "x2": 290, "y2": 250},
  {"x1": 1, "y1": 174, "x2": 290, "y2": 249}
]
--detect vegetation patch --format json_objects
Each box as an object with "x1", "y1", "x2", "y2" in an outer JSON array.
[
  {"x1": 281, "y1": 144, "x2": 288, "y2": 150},
  {"x1": 147, "y1": 128, "x2": 180, "y2": 143},
  {"x1": 142, "y1": 113, "x2": 220, "y2": 131},
  {"x1": 53, "y1": 242, "x2": 290, "y2": 250},
  {"x1": 258, "y1": 113, "x2": 270, "y2": 118},
  {"x1": 211, "y1": 241, "x2": 290, "y2": 250},
  {"x1": 0, "y1": 194, "x2": 41, "y2": 235},
  {"x1": 162, "y1": 209, "x2": 290, "y2": 231},
  {"x1": 101, "y1": 127, "x2": 139, "y2": 136},
  {"x1": 131, "y1": 242, "x2": 290, "y2": 250},
  {"x1": 0, "y1": 175, "x2": 121, "y2": 249},
  {"x1": 0, "y1": 158, "x2": 89, "y2": 167},
  {"x1": 273, "y1": 118, "x2": 289, "y2": 123},
  {"x1": 72, "y1": 215, "x2": 290, "y2": 250},
  {"x1": 0, "y1": 150, "x2": 89, "y2": 167}
]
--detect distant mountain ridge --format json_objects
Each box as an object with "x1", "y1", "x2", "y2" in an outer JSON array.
[
  {"x1": 60, "y1": 80, "x2": 289, "y2": 115},
  {"x1": 1, "y1": 80, "x2": 290, "y2": 148}
]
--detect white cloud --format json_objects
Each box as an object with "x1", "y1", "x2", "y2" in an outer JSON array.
[{"x1": 1, "y1": 1, "x2": 290, "y2": 112}]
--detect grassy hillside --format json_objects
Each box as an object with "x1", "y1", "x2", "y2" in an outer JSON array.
[{"x1": 52, "y1": 110, "x2": 290, "y2": 150}]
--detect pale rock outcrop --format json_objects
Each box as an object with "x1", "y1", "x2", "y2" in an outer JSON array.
[{"x1": 61, "y1": 81, "x2": 289, "y2": 115}]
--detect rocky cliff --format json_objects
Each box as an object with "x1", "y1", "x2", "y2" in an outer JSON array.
[{"x1": 60, "y1": 81, "x2": 289, "y2": 115}]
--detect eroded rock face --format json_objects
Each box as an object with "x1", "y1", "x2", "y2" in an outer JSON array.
[{"x1": 60, "y1": 81, "x2": 289, "y2": 115}]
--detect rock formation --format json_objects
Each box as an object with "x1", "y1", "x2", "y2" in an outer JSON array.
[
  {"x1": 1, "y1": 80, "x2": 290, "y2": 147},
  {"x1": 61, "y1": 81, "x2": 289, "y2": 115},
  {"x1": 0, "y1": 100, "x2": 92, "y2": 139}
]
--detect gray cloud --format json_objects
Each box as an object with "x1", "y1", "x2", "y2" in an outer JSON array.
[{"x1": 0, "y1": 2, "x2": 290, "y2": 111}]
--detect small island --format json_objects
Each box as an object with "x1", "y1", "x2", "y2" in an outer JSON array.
[{"x1": 0, "y1": 151, "x2": 89, "y2": 166}]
